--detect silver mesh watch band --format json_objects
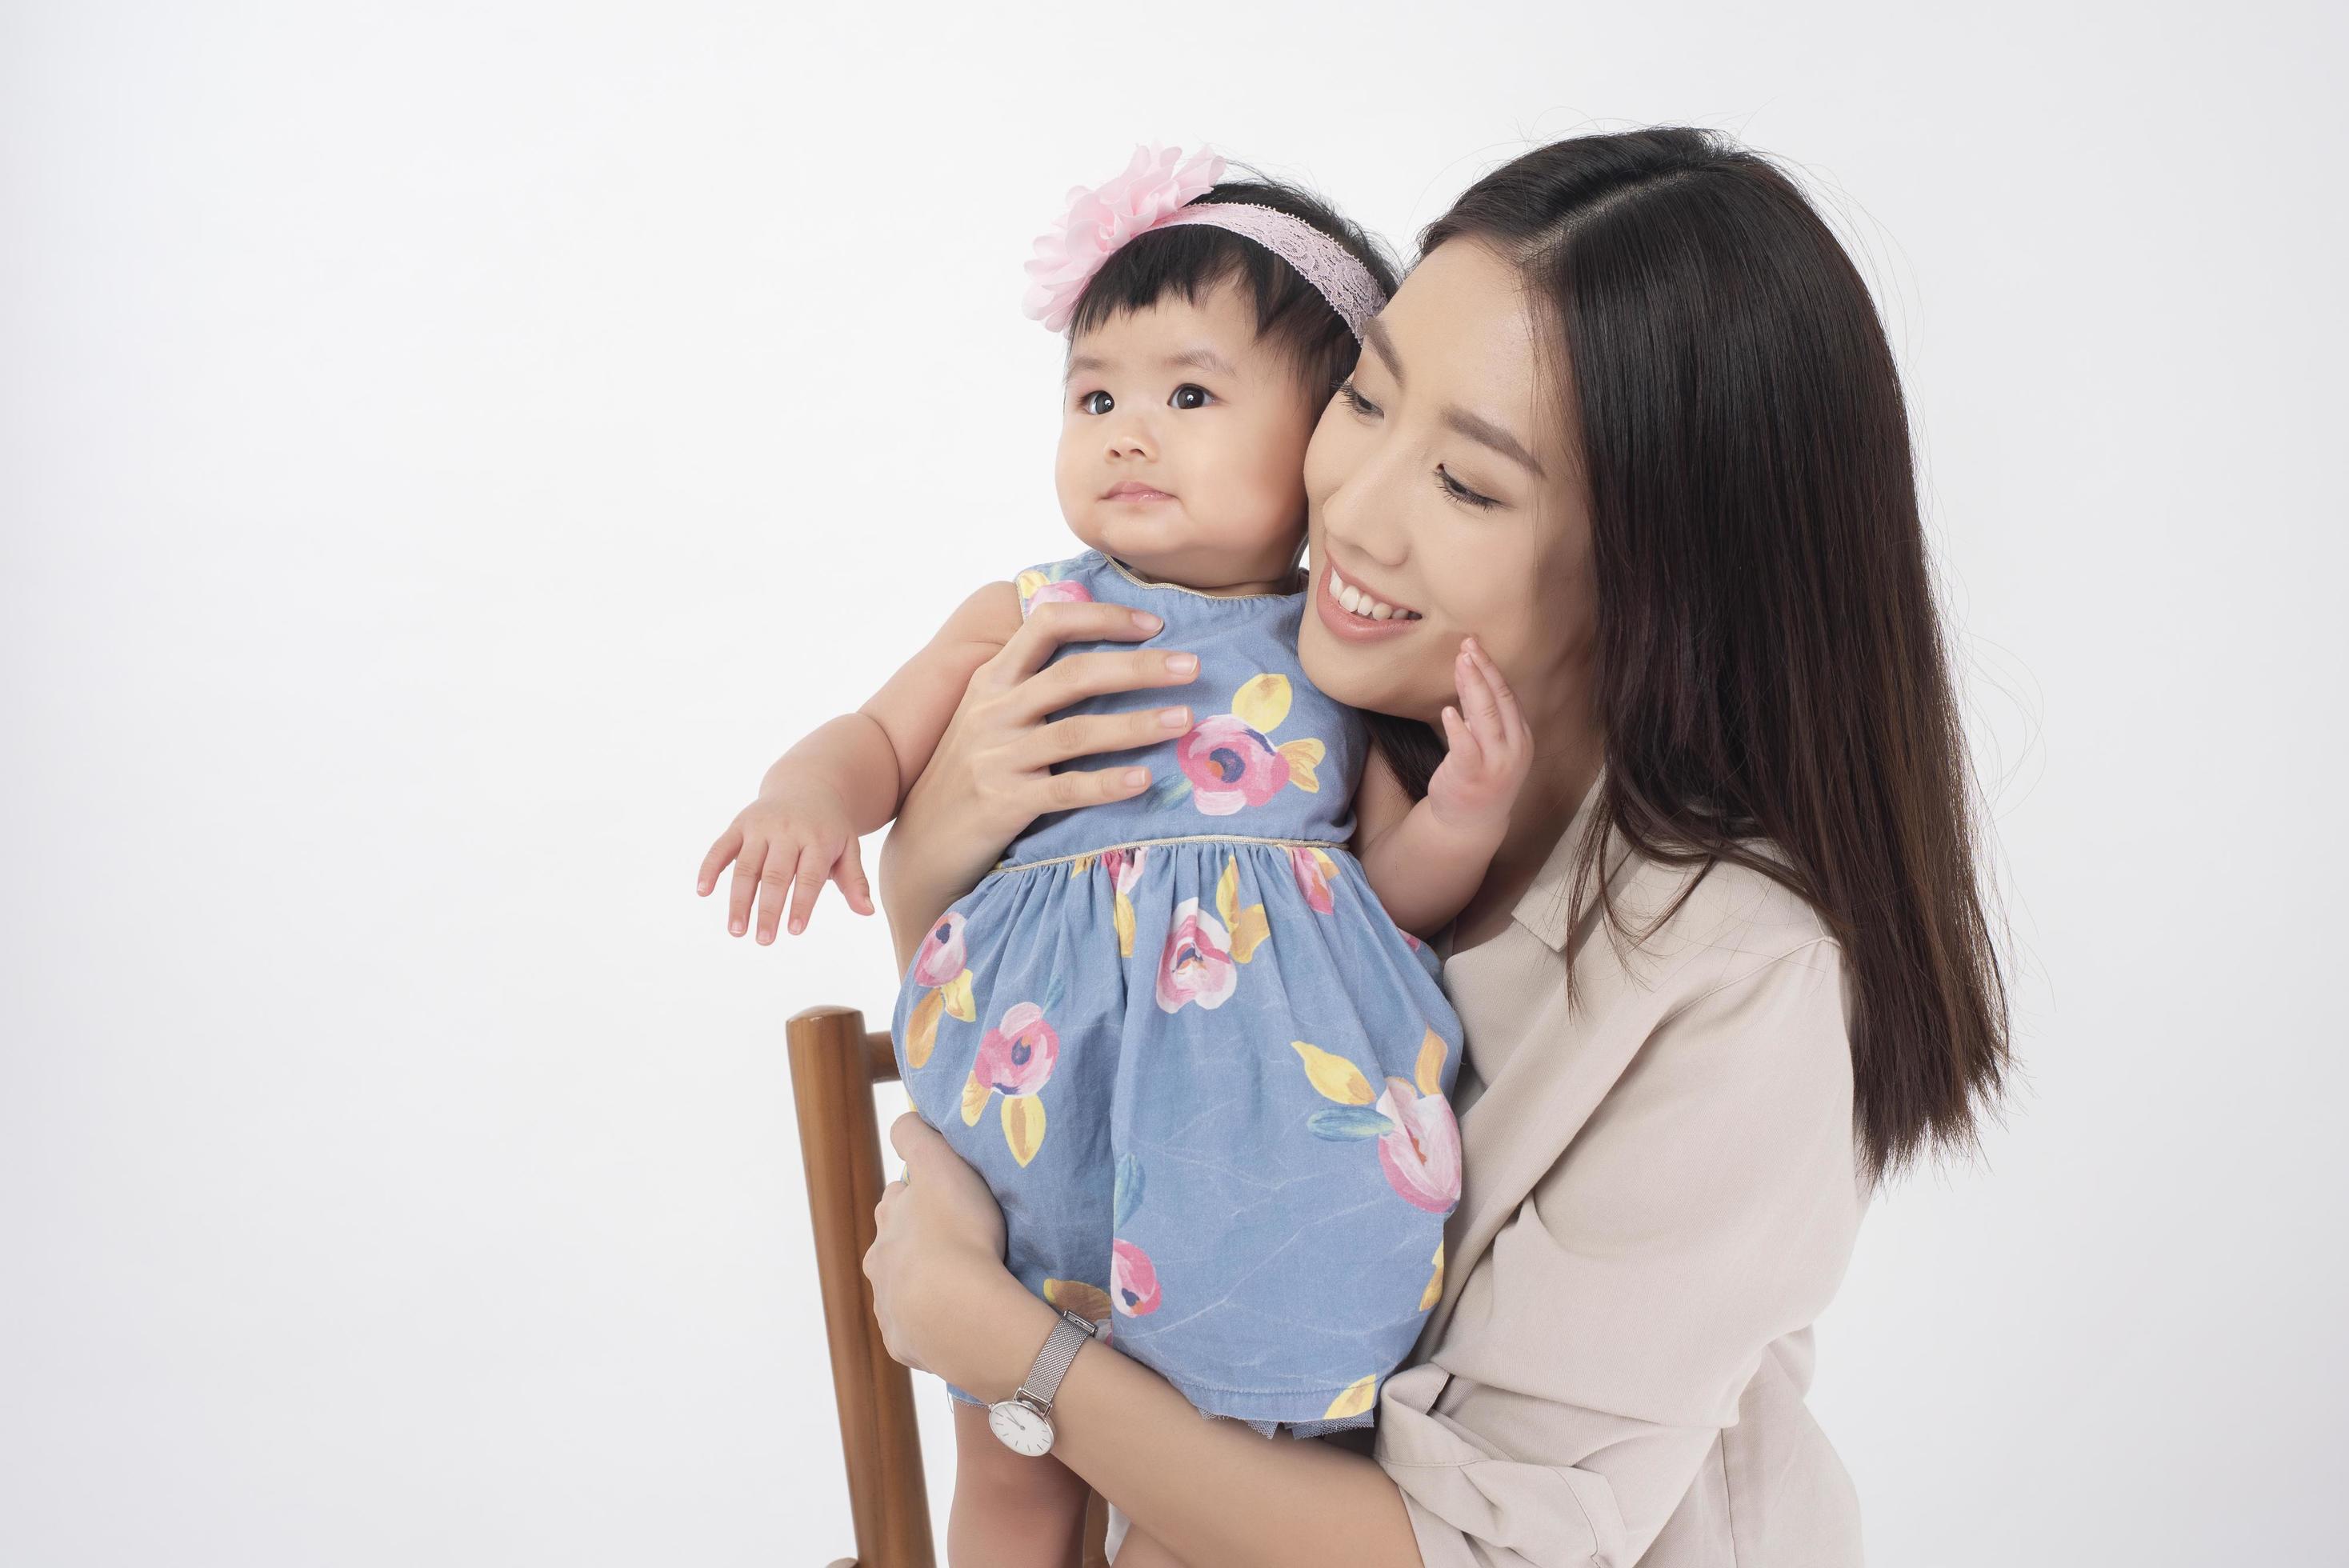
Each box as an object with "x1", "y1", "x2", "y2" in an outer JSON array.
[{"x1": 1014, "y1": 1309, "x2": 1098, "y2": 1410}]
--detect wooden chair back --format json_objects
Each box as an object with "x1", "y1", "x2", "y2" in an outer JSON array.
[{"x1": 786, "y1": 1004, "x2": 1111, "y2": 1568}]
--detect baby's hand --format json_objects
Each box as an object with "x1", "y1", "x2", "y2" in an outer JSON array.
[
  {"x1": 698, "y1": 772, "x2": 873, "y2": 943},
  {"x1": 1426, "y1": 637, "x2": 1533, "y2": 840}
]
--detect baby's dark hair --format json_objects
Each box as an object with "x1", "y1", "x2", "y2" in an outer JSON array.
[{"x1": 1067, "y1": 175, "x2": 1400, "y2": 402}]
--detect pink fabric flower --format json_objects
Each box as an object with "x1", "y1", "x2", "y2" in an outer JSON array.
[
  {"x1": 1110, "y1": 1238, "x2": 1162, "y2": 1316},
  {"x1": 1375, "y1": 1076, "x2": 1463, "y2": 1214},
  {"x1": 1289, "y1": 846, "x2": 1336, "y2": 914},
  {"x1": 1176, "y1": 714, "x2": 1290, "y2": 817},
  {"x1": 910, "y1": 911, "x2": 968, "y2": 989},
  {"x1": 973, "y1": 1002, "x2": 1059, "y2": 1098},
  {"x1": 1154, "y1": 898, "x2": 1236, "y2": 1012},
  {"x1": 1022, "y1": 145, "x2": 1227, "y2": 334},
  {"x1": 1023, "y1": 578, "x2": 1093, "y2": 614}
]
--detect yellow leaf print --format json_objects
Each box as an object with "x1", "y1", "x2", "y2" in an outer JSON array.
[
  {"x1": 1068, "y1": 853, "x2": 1096, "y2": 877},
  {"x1": 1014, "y1": 568, "x2": 1049, "y2": 602},
  {"x1": 1044, "y1": 1278, "x2": 1114, "y2": 1323},
  {"x1": 1231, "y1": 671, "x2": 1292, "y2": 734},
  {"x1": 1415, "y1": 1028, "x2": 1446, "y2": 1098},
  {"x1": 1216, "y1": 858, "x2": 1269, "y2": 962},
  {"x1": 942, "y1": 969, "x2": 975, "y2": 1023},
  {"x1": 1323, "y1": 1374, "x2": 1378, "y2": 1421},
  {"x1": 1230, "y1": 904, "x2": 1271, "y2": 963},
  {"x1": 905, "y1": 987, "x2": 945, "y2": 1070},
  {"x1": 1002, "y1": 1093, "x2": 1046, "y2": 1166},
  {"x1": 1419, "y1": 1239, "x2": 1444, "y2": 1311},
  {"x1": 960, "y1": 1072, "x2": 990, "y2": 1126},
  {"x1": 1291, "y1": 1041, "x2": 1375, "y2": 1105},
  {"x1": 1277, "y1": 736, "x2": 1325, "y2": 793},
  {"x1": 1113, "y1": 890, "x2": 1136, "y2": 958}
]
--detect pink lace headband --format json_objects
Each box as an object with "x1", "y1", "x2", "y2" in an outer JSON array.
[{"x1": 1021, "y1": 145, "x2": 1387, "y2": 340}]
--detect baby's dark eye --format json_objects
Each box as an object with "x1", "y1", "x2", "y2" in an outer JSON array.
[
  {"x1": 1080, "y1": 390, "x2": 1114, "y2": 416},
  {"x1": 1169, "y1": 383, "x2": 1212, "y2": 410}
]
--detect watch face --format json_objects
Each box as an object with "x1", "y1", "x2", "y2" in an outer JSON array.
[{"x1": 987, "y1": 1398, "x2": 1054, "y2": 1457}]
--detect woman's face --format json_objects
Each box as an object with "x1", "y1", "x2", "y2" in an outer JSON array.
[{"x1": 1299, "y1": 238, "x2": 1596, "y2": 732}]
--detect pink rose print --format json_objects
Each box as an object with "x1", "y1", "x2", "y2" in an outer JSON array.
[
  {"x1": 1101, "y1": 846, "x2": 1148, "y2": 894},
  {"x1": 1154, "y1": 898, "x2": 1237, "y2": 1013},
  {"x1": 910, "y1": 911, "x2": 968, "y2": 989},
  {"x1": 1289, "y1": 846, "x2": 1338, "y2": 914},
  {"x1": 1375, "y1": 1076, "x2": 1463, "y2": 1214},
  {"x1": 1176, "y1": 714, "x2": 1291, "y2": 817},
  {"x1": 973, "y1": 1002, "x2": 1059, "y2": 1098},
  {"x1": 1026, "y1": 578, "x2": 1093, "y2": 610},
  {"x1": 1110, "y1": 1238, "x2": 1162, "y2": 1316},
  {"x1": 1153, "y1": 673, "x2": 1325, "y2": 816}
]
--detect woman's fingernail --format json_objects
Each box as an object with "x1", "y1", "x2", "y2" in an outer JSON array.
[
  {"x1": 1159, "y1": 706, "x2": 1191, "y2": 728},
  {"x1": 1166, "y1": 653, "x2": 1198, "y2": 675},
  {"x1": 1133, "y1": 610, "x2": 1162, "y2": 631},
  {"x1": 1124, "y1": 768, "x2": 1150, "y2": 788}
]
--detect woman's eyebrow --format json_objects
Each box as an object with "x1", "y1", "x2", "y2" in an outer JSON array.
[
  {"x1": 1443, "y1": 406, "x2": 1546, "y2": 479},
  {"x1": 1366, "y1": 318, "x2": 1544, "y2": 478},
  {"x1": 1364, "y1": 318, "x2": 1404, "y2": 384}
]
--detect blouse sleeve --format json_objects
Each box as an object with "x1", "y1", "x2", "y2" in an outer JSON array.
[{"x1": 1373, "y1": 939, "x2": 1862, "y2": 1567}]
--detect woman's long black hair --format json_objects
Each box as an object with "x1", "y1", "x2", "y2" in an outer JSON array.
[{"x1": 1390, "y1": 128, "x2": 2009, "y2": 1178}]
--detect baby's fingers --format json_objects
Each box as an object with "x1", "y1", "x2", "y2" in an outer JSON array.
[
  {"x1": 782, "y1": 842, "x2": 835, "y2": 938},
  {"x1": 834, "y1": 837, "x2": 875, "y2": 918},
  {"x1": 729, "y1": 834, "x2": 778, "y2": 936},
  {"x1": 698, "y1": 824, "x2": 743, "y2": 898},
  {"x1": 1439, "y1": 704, "x2": 1485, "y2": 772},
  {"x1": 1465, "y1": 637, "x2": 1527, "y2": 753}
]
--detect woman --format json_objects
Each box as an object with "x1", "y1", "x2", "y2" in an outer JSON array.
[{"x1": 862, "y1": 127, "x2": 2008, "y2": 1566}]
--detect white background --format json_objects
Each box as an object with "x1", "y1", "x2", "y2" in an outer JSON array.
[{"x1": 5, "y1": 2, "x2": 2342, "y2": 1563}]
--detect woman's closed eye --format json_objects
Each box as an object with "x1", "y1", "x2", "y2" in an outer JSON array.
[
  {"x1": 1436, "y1": 466, "x2": 1499, "y2": 510},
  {"x1": 1342, "y1": 380, "x2": 1498, "y2": 509}
]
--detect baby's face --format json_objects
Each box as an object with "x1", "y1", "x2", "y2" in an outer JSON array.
[{"x1": 1056, "y1": 278, "x2": 1322, "y2": 591}]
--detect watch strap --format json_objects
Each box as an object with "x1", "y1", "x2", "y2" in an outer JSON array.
[{"x1": 1014, "y1": 1309, "x2": 1098, "y2": 1410}]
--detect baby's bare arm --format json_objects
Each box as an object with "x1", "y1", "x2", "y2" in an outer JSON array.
[
  {"x1": 698, "y1": 581, "x2": 1023, "y2": 940},
  {"x1": 801, "y1": 580, "x2": 1026, "y2": 831},
  {"x1": 1352, "y1": 637, "x2": 1532, "y2": 938},
  {"x1": 1353, "y1": 746, "x2": 1505, "y2": 938}
]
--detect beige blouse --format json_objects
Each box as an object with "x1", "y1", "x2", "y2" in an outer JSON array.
[{"x1": 1355, "y1": 780, "x2": 1871, "y2": 1566}]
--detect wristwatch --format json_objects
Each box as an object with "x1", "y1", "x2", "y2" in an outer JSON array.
[{"x1": 986, "y1": 1307, "x2": 1099, "y2": 1456}]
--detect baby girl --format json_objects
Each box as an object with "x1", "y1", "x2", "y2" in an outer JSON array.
[{"x1": 704, "y1": 145, "x2": 1531, "y2": 1565}]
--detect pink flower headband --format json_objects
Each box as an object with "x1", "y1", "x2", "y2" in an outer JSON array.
[{"x1": 1020, "y1": 145, "x2": 1387, "y2": 339}]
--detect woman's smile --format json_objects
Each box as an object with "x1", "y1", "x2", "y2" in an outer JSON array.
[{"x1": 1315, "y1": 558, "x2": 1423, "y2": 642}]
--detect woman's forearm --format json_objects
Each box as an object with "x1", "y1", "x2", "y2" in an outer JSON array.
[
  {"x1": 960, "y1": 1274, "x2": 1424, "y2": 1568},
  {"x1": 876, "y1": 823, "x2": 989, "y2": 974}
]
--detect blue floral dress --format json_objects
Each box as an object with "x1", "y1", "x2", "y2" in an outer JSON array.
[{"x1": 890, "y1": 549, "x2": 1463, "y2": 1436}]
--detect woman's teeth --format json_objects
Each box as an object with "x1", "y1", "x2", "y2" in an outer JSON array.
[{"x1": 1332, "y1": 566, "x2": 1419, "y2": 621}]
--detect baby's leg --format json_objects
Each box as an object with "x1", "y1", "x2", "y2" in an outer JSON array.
[{"x1": 949, "y1": 1399, "x2": 1094, "y2": 1568}]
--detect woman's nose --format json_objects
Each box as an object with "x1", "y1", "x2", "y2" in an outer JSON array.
[{"x1": 1320, "y1": 443, "x2": 1410, "y2": 567}]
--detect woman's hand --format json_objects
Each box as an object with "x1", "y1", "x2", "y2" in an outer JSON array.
[
  {"x1": 865, "y1": 1112, "x2": 1046, "y2": 1394},
  {"x1": 879, "y1": 598, "x2": 1202, "y2": 969}
]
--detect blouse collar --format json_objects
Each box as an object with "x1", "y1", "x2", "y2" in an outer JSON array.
[{"x1": 1509, "y1": 767, "x2": 1610, "y2": 953}]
